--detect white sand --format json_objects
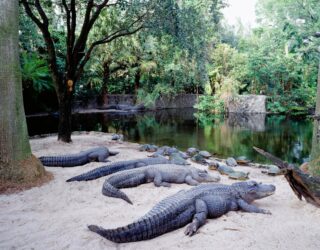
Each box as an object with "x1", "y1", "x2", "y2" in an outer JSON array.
[{"x1": 1, "y1": 133, "x2": 320, "y2": 250}]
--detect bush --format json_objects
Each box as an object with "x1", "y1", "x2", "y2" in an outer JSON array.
[{"x1": 194, "y1": 95, "x2": 225, "y2": 114}]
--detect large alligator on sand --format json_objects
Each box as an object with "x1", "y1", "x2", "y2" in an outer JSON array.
[
  {"x1": 102, "y1": 164, "x2": 220, "y2": 204},
  {"x1": 39, "y1": 147, "x2": 118, "y2": 167},
  {"x1": 66, "y1": 156, "x2": 182, "y2": 182},
  {"x1": 88, "y1": 181, "x2": 275, "y2": 243}
]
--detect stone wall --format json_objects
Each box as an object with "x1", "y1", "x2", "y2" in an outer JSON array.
[
  {"x1": 99, "y1": 94, "x2": 197, "y2": 109},
  {"x1": 155, "y1": 94, "x2": 198, "y2": 109},
  {"x1": 102, "y1": 94, "x2": 136, "y2": 105},
  {"x1": 226, "y1": 95, "x2": 267, "y2": 113}
]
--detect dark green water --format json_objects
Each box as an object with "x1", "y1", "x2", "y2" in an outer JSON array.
[{"x1": 26, "y1": 108, "x2": 313, "y2": 164}]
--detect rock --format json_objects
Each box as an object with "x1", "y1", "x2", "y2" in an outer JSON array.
[
  {"x1": 198, "y1": 151, "x2": 211, "y2": 158},
  {"x1": 111, "y1": 134, "x2": 124, "y2": 141},
  {"x1": 226, "y1": 157, "x2": 237, "y2": 167}
]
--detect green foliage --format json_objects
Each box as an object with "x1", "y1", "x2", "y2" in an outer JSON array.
[
  {"x1": 84, "y1": 0, "x2": 227, "y2": 97},
  {"x1": 215, "y1": 0, "x2": 320, "y2": 115},
  {"x1": 208, "y1": 44, "x2": 248, "y2": 101},
  {"x1": 20, "y1": 52, "x2": 53, "y2": 93},
  {"x1": 19, "y1": 0, "x2": 319, "y2": 118},
  {"x1": 267, "y1": 99, "x2": 287, "y2": 114},
  {"x1": 194, "y1": 95, "x2": 225, "y2": 114},
  {"x1": 137, "y1": 83, "x2": 176, "y2": 108}
]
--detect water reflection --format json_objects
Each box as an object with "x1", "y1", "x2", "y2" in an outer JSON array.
[
  {"x1": 227, "y1": 113, "x2": 266, "y2": 132},
  {"x1": 26, "y1": 109, "x2": 312, "y2": 164}
]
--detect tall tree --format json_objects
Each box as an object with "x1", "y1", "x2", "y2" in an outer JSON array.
[
  {"x1": 0, "y1": 0, "x2": 46, "y2": 189},
  {"x1": 20, "y1": 0, "x2": 151, "y2": 142}
]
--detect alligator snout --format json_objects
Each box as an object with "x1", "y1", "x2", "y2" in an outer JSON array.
[
  {"x1": 257, "y1": 184, "x2": 276, "y2": 198},
  {"x1": 208, "y1": 174, "x2": 220, "y2": 182}
]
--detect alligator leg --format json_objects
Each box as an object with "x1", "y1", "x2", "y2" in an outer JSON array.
[
  {"x1": 185, "y1": 175, "x2": 200, "y2": 186},
  {"x1": 185, "y1": 199, "x2": 208, "y2": 236},
  {"x1": 237, "y1": 199, "x2": 271, "y2": 214},
  {"x1": 154, "y1": 174, "x2": 171, "y2": 187}
]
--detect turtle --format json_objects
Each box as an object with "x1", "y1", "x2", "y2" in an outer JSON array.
[
  {"x1": 207, "y1": 160, "x2": 220, "y2": 170},
  {"x1": 226, "y1": 157, "x2": 237, "y2": 167},
  {"x1": 191, "y1": 153, "x2": 206, "y2": 164},
  {"x1": 261, "y1": 165, "x2": 282, "y2": 176},
  {"x1": 169, "y1": 153, "x2": 190, "y2": 165},
  {"x1": 178, "y1": 151, "x2": 189, "y2": 159},
  {"x1": 198, "y1": 151, "x2": 211, "y2": 158},
  {"x1": 186, "y1": 147, "x2": 199, "y2": 157},
  {"x1": 228, "y1": 171, "x2": 250, "y2": 180},
  {"x1": 139, "y1": 144, "x2": 158, "y2": 152},
  {"x1": 217, "y1": 164, "x2": 235, "y2": 175},
  {"x1": 236, "y1": 156, "x2": 251, "y2": 165}
]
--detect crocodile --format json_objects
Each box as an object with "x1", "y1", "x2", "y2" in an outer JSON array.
[
  {"x1": 39, "y1": 147, "x2": 118, "y2": 167},
  {"x1": 102, "y1": 164, "x2": 220, "y2": 204},
  {"x1": 66, "y1": 156, "x2": 180, "y2": 182},
  {"x1": 88, "y1": 180, "x2": 275, "y2": 243}
]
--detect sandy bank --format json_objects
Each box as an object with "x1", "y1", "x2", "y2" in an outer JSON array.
[{"x1": 0, "y1": 133, "x2": 319, "y2": 250}]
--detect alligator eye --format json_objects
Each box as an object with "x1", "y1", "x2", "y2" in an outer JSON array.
[{"x1": 249, "y1": 181, "x2": 258, "y2": 187}]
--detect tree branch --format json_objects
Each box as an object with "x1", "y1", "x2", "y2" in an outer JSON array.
[
  {"x1": 21, "y1": 0, "x2": 61, "y2": 91},
  {"x1": 73, "y1": 0, "x2": 109, "y2": 57},
  {"x1": 75, "y1": 24, "x2": 144, "y2": 82},
  {"x1": 62, "y1": 0, "x2": 71, "y2": 67},
  {"x1": 20, "y1": 0, "x2": 44, "y2": 28},
  {"x1": 34, "y1": 0, "x2": 49, "y2": 26},
  {"x1": 70, "y1": 0, "x2": 77, "y2": 47}
]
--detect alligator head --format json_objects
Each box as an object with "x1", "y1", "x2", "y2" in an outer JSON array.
[
  {"x1": 232, "y1": 180, "x2": 276, "y2": 203},
  {"x1": 192, "y1": 169, "x2": 220, "y2": 182}
]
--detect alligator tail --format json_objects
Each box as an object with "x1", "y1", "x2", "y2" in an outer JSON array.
[
  {"x1": 66, "y1": 164, "x2": 123, "y2": 182},
  {"x1": 88, "y1": 225, "x2": 123, "y2": 242},
  {"x1": 88, "y1": 219, "x2": 154, "y2": 243},
  {"x1": 102, "y1": 182, "x2": 133, "y2": 204},
  {"x1": 66, "y1": 174, "x2": 88, "y2": 182}
]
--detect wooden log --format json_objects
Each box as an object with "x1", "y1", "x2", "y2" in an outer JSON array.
[{"x1": 253, "y1": 146, "x2": 320, "y2": 208}]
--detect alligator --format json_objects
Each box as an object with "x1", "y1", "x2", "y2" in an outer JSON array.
[
  {"x1": 88, "y1": 180, "x2": 275, "y2": 243},
  {"x1": 66, "y1": 156, "x2": 182, "y2": 182},
  {"x1": 102, "y1": 164, "x2": 220, "y2": 204},
  {"x1": 39, "y1": 147, "x2": 119, "y2": 167}
]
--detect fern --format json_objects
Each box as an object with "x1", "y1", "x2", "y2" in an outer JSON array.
[{"x1": 21, "y1": 52, "x2": 53, "y2": 93}]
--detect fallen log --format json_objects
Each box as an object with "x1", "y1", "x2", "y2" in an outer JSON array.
[{"x1": 253, "y1": 146, "x2": 320, "y2": 208}]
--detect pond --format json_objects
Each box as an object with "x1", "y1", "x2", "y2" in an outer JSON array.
[{"x1": 26, "y1": 108, "x2": 313, "y2": 164}]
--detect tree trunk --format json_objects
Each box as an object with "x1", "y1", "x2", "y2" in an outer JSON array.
[
  {"x1": 0, "y1": 0, "x2": 47, "y2": 189},
  {"x1": 101, "y1": 61, "x2": 110, "y2": 107},
  {"x1": 134, "y1": 67, "x2": 141, "y2": 95},
  {"x1": 310, "y1": 61, "x2": 320, "y2": 176},
  {"x1": 254, "y1": 147, "x2": 320, "y2": 208},
  {"x1": 57, "y1": 80, "x2": 73, "y2": 143}
]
